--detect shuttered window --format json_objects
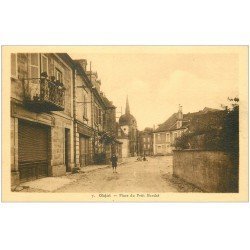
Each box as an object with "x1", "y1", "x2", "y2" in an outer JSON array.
[
  {"x1": 99, "y1": 109, "x2": 102, "y2": 125},
  {"x1": 41, "y1": 54, "x2": 48, "y2": 74},
  {"x1": 83, "y1": 95, "x2": 87, "y2": 118},
  {"x1": 28, "y1": 54, "x2": 40, "y2": 100},
  {"x1": 18, "y1": 121, "x2": 48, "y2": 163},
  {"x1": 29, "y1": 53, "x2": 39, "y2": 79},
  {"x1": 95, "y1": 106, "x2": 98, "y2": 124},
  {"x1": 11, "y1": 53, "x2": 17, "y2": 78},
  {"x1": 55, "y1": 67, "x2": 63, "y2": 82}
]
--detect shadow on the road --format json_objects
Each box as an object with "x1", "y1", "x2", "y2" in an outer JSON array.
[
  {"x1": 106, "y1": 175, "x2": 119, "y2": 181},
  {"x1": 161, "y1": 173, "x2": 203, "y2": 193}
]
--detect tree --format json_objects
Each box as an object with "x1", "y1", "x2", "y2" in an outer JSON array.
[
  {"x1": 221, "y1": 98, "x2": 239, "y2": 164},
  {"x1": 174, "y1": 97, "x2": 239, "y2": 155}
]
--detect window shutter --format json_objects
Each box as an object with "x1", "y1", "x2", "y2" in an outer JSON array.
[
  {"x1": 28, "y1": 54, "x2": 40, "y2": 100},
  {"x1": 41, "y1": 55, "x2": 48, "y2": 74},
  {"x1": 29, "y1": 54, "x2": 39, "y2": 79},
  {"x1": 11, "y1": 53, "x2": 17, "y2": 77}
]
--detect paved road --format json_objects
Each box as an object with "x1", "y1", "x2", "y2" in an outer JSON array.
[{"x1": 57, "y1": 156, "x2": 181, "y2": 193}]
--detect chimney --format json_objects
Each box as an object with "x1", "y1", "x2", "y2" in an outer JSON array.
[
  {"x1": 177, "y1": 105, "x2": 183, "y2": 129},
  {"x1": 77, "y1": 59, "x2": 87, "y2": 71},
  {"x1": 178, "y1": 104, "x2": 183, "y2": 120}
]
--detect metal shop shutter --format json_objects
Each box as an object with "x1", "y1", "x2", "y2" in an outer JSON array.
[{"x1": 18, "y1": 120, "x2": 49, "y2": 181}]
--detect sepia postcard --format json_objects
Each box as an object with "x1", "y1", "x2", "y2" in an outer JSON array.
[{"x1": 1, "y1": 46, "x2": 248, "y2": 202}]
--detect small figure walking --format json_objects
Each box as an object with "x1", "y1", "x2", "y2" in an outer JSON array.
[{"x1": 110, "y1": 154, "x2": 118, "y2": 173}]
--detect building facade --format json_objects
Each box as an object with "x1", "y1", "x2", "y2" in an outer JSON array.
[
  {"x1": 138, "y1": 128, "x2": 154, "y2": 156},
  {"x1": 153, "y1": 106, "x2": 187, "y2": 155},
  {"x1": 75, "y1": 60, "x2": 121, "y2": 166},
  {"x1": 101, "y1": 93, "x2": 122, "y2": 161},
  {"x1": 11, "y1": 53, "x2": 75, "y2": 185},
  {"x1": 74, "y1": 59, "x2": 94, "y2": 168}
]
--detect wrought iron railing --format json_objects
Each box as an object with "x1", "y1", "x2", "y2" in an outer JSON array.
[{"x1": 23, "y1": 77, "x2": 65, "y2": 111}]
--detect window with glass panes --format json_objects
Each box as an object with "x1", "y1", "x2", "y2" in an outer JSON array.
[
  {"x1": 55, "y1": 68, "x2": 63, "y2": 82},
  {"x1": 29, "y1": 54, "x2": 39, "y2": 80},
  {"x1": 41, "y1": 54, "x2": 48, "y2": 74}
]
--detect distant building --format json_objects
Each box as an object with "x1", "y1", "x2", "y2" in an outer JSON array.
[
  {"x1": 118, "y1": 96, "x2": 138, "y2": 157},
  {"x1": 153, "y1": 106, "x2": 224, "y2": 155},
  {"x1": 100, "y1": 93, "x2": 123, "y2": 161},
  {"x1": 116, "y1": 122, "x2": 129, "y2": 158},
  {"x1": 138, "y1": 128, "x2": 154, "y2": 156}
]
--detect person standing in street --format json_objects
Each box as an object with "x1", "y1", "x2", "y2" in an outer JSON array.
[{"x1": 110, "y1": 154, "x2": 118, "y2": 173}]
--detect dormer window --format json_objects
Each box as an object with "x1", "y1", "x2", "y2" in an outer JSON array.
[{"x1": 177, "y1": 120, "x2": 182, "y2": 129}]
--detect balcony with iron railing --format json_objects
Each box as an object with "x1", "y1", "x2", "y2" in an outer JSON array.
[{"x1": 22, "y1": 75, "x2": 65, "y2": 112}]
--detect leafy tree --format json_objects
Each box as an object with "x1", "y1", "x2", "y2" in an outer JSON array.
[
  {"x1": 221, "y1": 98, "x2": 239, "y2": 163},
  {"x1": 174, "y1": 97, "x2": 239, "y2": 155}
]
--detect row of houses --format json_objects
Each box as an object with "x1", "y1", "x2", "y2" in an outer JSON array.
[
  {"x1": 138, "y1": 105, "x2": 225, "y2": 156},
  {"x1": 10, "y1": 53, "x2": 122, "y2": 186}
]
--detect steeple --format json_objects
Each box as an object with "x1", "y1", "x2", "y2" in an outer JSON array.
[{"x1": 125, "y1": 95, "x2": 130, "y2": 114}]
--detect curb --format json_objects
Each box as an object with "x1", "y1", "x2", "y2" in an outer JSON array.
[
  {"x1": 79, "y1": 165, "x2": 110, "y2": 174},
  {"x1": 79, "y1": 161, "x2": 126, "y2": 173}
]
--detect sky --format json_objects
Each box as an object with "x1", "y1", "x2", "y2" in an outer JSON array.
[{"x1": 70, "y1": 47, "x2": 240, "y2": 130}]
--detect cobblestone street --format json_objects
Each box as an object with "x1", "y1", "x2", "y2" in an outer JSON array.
[{"x1": 55, "y1": 156, "x2": 202, "y2": 193}]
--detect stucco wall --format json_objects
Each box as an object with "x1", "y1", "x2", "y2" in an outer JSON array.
[
  {"x1": 120, "y1": 139, "x2": 129, "y2": 158},
  {"x1": 50, "y1": 115, "x2": 74, "y2": 176},
  {"x1": 173, "y1": 150, "x2": 238, "y2": 192}
]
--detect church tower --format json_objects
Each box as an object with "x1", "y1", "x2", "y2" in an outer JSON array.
[
  {"x1": 125, "y1": 95, "x2": 130, "y2": 114},
  {"x1": 118, "y1": 96, "x2": 138, "y2": 157}
]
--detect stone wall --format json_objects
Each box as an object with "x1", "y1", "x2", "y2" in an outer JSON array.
[
  {"x1": 50, "y1": 115, "x2": 74, "y2": 176},
  {"x1": 173, "y1": 150, "x2": 238, "y2": 192}
]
